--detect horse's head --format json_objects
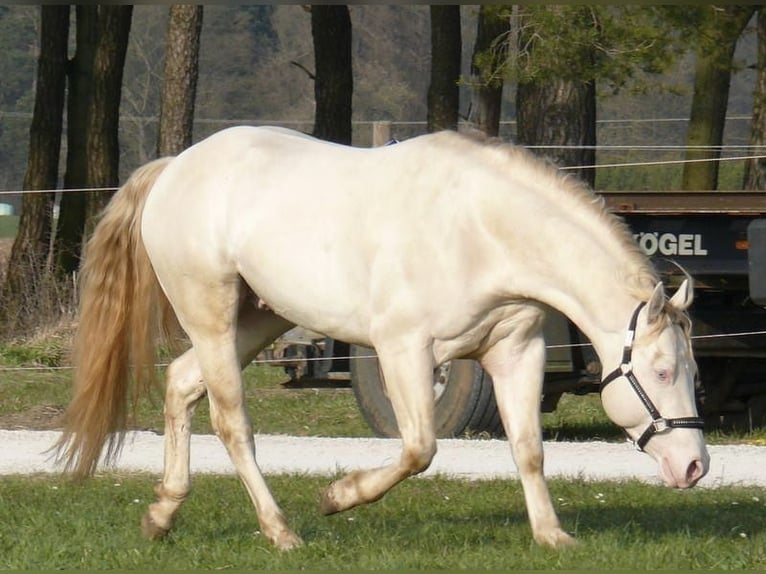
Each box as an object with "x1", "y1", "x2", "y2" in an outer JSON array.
[{"x1": 599, "y1": 279, "x2": 709, "y2": 489}]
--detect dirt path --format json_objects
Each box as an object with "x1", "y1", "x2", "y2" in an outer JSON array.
[{"x1": 2, "y1": 429, "x2": 764, "y2": 486}]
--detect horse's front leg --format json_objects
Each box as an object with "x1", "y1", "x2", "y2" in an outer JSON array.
[
  {"x1": 480, "y1": 319, "x2": 575, "y2": 549},
  {"x1": 320, "y1": 343, "x2": 436, "y2": 514}
]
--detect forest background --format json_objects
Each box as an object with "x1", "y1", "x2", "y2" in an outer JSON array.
[{"x1": 0, "y1": 4, "x2": 761, "y2": 200}]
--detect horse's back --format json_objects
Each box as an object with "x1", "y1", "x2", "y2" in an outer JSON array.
[{"x1": 140, "y1": 126, "x2": 526, "y2": 347}]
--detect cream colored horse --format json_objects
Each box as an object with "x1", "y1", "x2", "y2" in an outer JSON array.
[{"x1": 55, "y1": 126, "x2": 709, "y2": 550}]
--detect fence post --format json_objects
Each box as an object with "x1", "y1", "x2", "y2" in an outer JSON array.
[{"x1": 372, "y1": 121, "x2": 391, "y2": 147}]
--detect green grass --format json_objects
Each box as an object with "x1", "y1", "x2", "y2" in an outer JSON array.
[
  {"x1": 594, "y1": 154, "x2": 745, "y2": 192},
  {"x1": 0, "y1": 473, "x2": 763, "y2": 569},
  {"x1": 0, "y1": 340, "x2": 764, "y2": 569},
  {"x1": 0, "y1": 361, "x2": 373, "y2": 437},
  {"x1": 2, "y1": 344, "x2": 766, "y2": 443},
  {"x1": 1, "y1": 337, "x2": 765, "y2": 443},
  {"x1": 0, "y1": 215, "x2": 18, "y2": 238}
]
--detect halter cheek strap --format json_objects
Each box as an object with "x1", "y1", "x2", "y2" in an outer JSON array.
[{"x1": 600, "y1": 301, "x2": 705, "y2": 452}]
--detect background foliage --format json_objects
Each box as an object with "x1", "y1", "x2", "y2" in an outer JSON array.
[{"x1": 0, "y1": 5, "x2": 759, "y2": 205}]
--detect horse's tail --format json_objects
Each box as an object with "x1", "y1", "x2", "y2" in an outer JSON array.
[{"x1": 54, "y1": 156, "x2": 176, "y2": 478}]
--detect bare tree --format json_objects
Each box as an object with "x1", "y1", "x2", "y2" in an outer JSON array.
[
  {"x1": 157, "y1": 5, "x2": 203, "y2": 157},
  {"x1": 427, "y1": 5, "x2": 461, "y2": 133},
  {"x1": 1, "y1": 6, "x2": 69, "y2": 332},
  {"x1": 311, "y1": 5, "x2": 352, "y2": 144},
  {"x1": 55, "y1": 6, "x2": 133, "y2": 275},
  {"x1": 120, "y1": 7, "x2": 167, "y2": 167}
]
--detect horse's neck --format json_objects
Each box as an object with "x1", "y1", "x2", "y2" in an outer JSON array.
[
  {"x1": 501, "y1": 207, "x2": 647, "y2": 369},
  {"x1": 541, "y1": 273, "x2": 638, "y2": 369}
]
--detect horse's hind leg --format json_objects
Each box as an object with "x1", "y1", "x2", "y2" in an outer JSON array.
[
  {"x1": 141, "y1": 295, "x2": 297, "y2": 549},
  {"x1": 320, "y1": 343, "x2": 437, "y2": 514},
  {"x1": 141, "y1": 348, "x2": 206, "y2": 540}
]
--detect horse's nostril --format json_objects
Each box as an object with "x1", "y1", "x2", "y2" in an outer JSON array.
[{"x1": 686, "y1": 459, "x2": 704, "y2": 485}]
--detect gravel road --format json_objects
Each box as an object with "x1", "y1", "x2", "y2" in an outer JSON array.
[{"x1": 1, "y1": 429, "x2": 764, "y2": 487}]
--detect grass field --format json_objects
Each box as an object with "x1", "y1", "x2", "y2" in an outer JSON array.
[
  {"x1": 0, "y1": 215, "x2": 18, "y2": 238},
  {"x1": 0, "y1": 337, "x2": 765, "y2": 569},
  {"x1": 0, "y1": 473, "x2": 764, "y2": 569}
]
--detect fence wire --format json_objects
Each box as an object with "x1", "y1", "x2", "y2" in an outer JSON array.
[{"x1": 1, "y1": 330, "x2": 765, "y2": 373}]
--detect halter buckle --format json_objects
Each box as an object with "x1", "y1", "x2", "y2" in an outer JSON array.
[
  {"x1": 651, "y1": 417, "x2": 669, "y2": 434},
  {"x1": 620, "y1": 362, "x2": 632, "y2": 375}
]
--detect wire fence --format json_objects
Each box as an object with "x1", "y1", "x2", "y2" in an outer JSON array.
[
  {"x1": 1, "y1": 329, "x2": 765, "y2": 373},
  {"x1": 2, "y1": 144, "x2": 766, "y2": 197}
]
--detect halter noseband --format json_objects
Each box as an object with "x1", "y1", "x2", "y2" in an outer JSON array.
[{"x1": 600, "y1": 301, "x2": 705, "y2": 452}]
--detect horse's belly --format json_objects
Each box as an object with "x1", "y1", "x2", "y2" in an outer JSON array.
[{"x1": 233, "y1": 234, "x2": 374, "y2": 345}]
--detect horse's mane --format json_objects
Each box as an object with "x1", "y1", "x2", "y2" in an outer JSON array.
[{"x1": 435, "y1": 130, "x2": 660, "y2": 301}]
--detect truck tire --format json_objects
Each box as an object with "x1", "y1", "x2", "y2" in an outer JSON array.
[{"x1": 349, "y1": 345, "x2": 503, "y2": 438}]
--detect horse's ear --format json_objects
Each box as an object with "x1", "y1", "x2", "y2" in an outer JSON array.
[
  {"x1": 668, "y1": 277, "x2": 694, "y2": 311},
  {"x1": 647, "y1": 282, "x2": 665, "y2": 324}
]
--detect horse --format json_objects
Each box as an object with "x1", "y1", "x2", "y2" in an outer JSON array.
[{"x1": 54, "y1": 126, "x2": 709, "y2": 550}]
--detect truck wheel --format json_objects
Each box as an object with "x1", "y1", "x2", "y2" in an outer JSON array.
[{"x1": 349, "y1": 345, "x2": 503, "y2": 438}]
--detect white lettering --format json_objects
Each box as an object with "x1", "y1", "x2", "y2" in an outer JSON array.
[
  {"x1": 638, "y1": 232, "x2": 658, "y2": 255},
  {"x1": 678, "y1": 234, "x2": 695, "y2": 256},
  {"x1": 694, "y1": 235, "x2": 708, "y2": 255},
  {"x1": 635, "y1": 232, "x2": 707, "y2": 256},
  {"x1": 659, "y1": 233, "x2": 677, "y2": 256}
]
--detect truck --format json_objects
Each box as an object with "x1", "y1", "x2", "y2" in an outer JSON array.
[{"x1": 263, "y1": 191, "x2": 766, "y2": 436}]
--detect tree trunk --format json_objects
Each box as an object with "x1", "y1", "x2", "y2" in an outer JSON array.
[
  {"x1": 516, "y1": 79, "x2": 597, "y2": 188},
  {"x1": 428, "y1": 5, "x2": 462, "y2": 133},
  {"x1": 469, "y1": 5, "x2": 507, "y2": 137},
  {"x1": 157, "y1": 5, "x2": 203, "y2": 157},
  {"x1": 683, "y1": 6, "x2": 756, "y2": 191},
  {"x1": 745, "y1": 8, "x2": 766, "y2": 191},
  {"x1": 512, "y1": 6, "x2": 596, "y2": 187},
  {"x1": 311, "y1": 5, "x2": 352, "y2": 145},
  {"x1": 1, "y1": 6, "x2": 69, "y2": 331},
  {"x1": 55, "y1": 6, "x2": 132, "y2": 275}
]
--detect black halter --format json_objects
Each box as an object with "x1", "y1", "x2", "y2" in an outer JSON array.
[{"x1": 600, "y1": 301, "x2": 705, "y2": 452}]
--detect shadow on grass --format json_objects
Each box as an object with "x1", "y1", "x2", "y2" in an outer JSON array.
[
  {"x1": 303, "y1": 478, "x2": 766, "y2": 550},
  {"x1": 542, "y1": 422, "x2": 625, "y2": 442},
  {"x1": 405, "y1": 494, "x2": 766, "y2": 545},
  {"x1": 557, "y1": 497, "x2": 765, "y2": 541}
]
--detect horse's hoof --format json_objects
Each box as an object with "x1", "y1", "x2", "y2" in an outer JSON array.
[
  {"x1": 261, "y1": 513, "x2": 303, "y2": 550},
  {"x1": 319, "y1": 486, "x2": 341, "y2": 516},
  {"x1": 141, "y1": 512, "x2": 170, "y2": 540},
  {"x1": 271, "y1": 530, "x2": 304, "y2": 551},
  {"x1": 534, "y1": 528, "x2": 576, "y2": 549}
]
